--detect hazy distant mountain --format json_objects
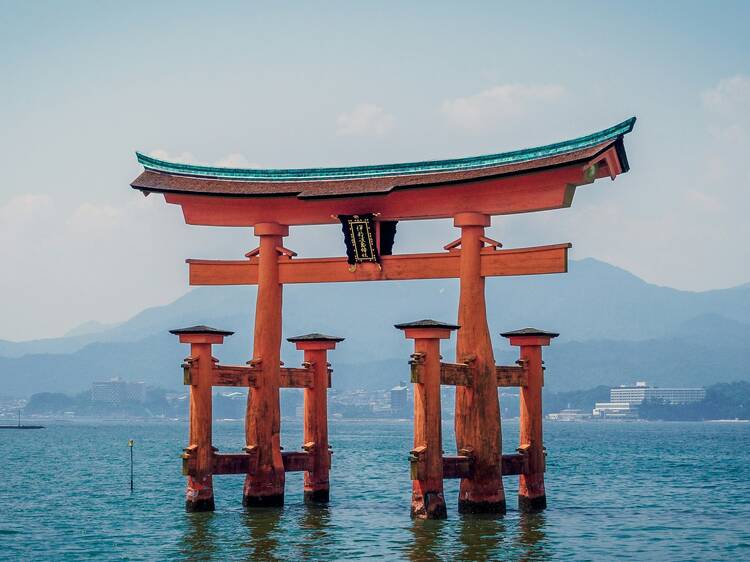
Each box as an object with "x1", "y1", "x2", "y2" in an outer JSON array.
[
  {"x1": 63, "y1": 320, "x2": 120, "y2": 338},
  {"x1": 1, "y1": 258, "x2": 748, "y2": 396}
]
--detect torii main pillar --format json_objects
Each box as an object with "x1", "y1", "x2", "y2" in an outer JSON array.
[
  {"x1": 243, "y1": 222, "x2": 288, "y2": 507},
  {"x1": 454, "y1": 212, "x2": 505, "y2": 514}
]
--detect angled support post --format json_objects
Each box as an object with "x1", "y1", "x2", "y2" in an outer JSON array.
[
  {"x1": 244, "y1": 222, "x2": 289, "y2": 507},
  {"x1": 170, "y1": 325, "x2": 234, "y2": 512},
  {"x1": 287, "y1": 333, "x2": 345, "y2": 504},
  {"x1": 453, "y1": 212, "x2": 505, "y2": 514},
  {"x1": 501, "y1": 327, "x2": 559, "y2": 512},
  {"x1": 396, "y1": 319, "x2": 459, "y2": 519}
]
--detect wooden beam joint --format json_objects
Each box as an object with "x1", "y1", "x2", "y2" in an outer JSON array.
[
  {"x1": 181, "y1": 357, "x2": 196, "y2": 385},
  {"x1": 409, "y1": 445, "x2": 428, "y2": 480},
  {"x1": 409, "y1": 353, "x2": 425, "y2": 384}
]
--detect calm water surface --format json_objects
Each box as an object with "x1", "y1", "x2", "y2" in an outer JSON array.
[{"x1": 1, "y1": 419, "x2": 749, "y2": 560}]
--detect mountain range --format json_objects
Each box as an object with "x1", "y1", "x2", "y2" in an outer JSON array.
[{"x1": 1, "y1": 258, "x2": 748, "y2": 396}]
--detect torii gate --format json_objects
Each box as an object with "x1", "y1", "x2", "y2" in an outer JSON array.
[{"x1": 133, "y1": 117, "x2": 635, "y2": 518}]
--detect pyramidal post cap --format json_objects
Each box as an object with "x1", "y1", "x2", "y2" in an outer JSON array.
[
  {"x1": 500, "y1": 327, "x2": 559, "y2": 338},
  {"x1": 394, "y1": 319, "x2": 461, "y2": 330},
  {"x1": 169, "y1": 325, "x2": 235, "y2": 337},
  {"x1": 287, "y1": 333, "x2": 345, "y2": 343}
]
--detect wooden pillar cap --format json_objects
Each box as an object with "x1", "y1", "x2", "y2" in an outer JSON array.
[
  {"x1": 501, "y1": 327, "x2": 559, "y2": 347},
  {"x1": 395, "y1": 319, "x2": 460, "y2": 340},
  {"x1": 453, "y1": 212, "x2": 491, "y2": 227},
  {"x1": 169, "y1": 325, "x2": 234, "y2": 345},
  {"x1": 287, "y1": 332, "x2": 344, "y2": 351}
]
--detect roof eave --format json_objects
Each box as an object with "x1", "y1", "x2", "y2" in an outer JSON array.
[{"x1": 134, "y1": 117, "x2": 636, "y2": 183}]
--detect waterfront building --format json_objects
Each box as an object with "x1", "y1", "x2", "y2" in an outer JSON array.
[
  {"x1": 592, "y1": 402, "x2": 639, "y2": 419},
  {"x1": 611, "y1": 381, "x2": 706, "y2": 405},
  {"x1": 547, "y1": 408, "x2": 592, "y2": 421},
  {"x1": 91, "y1": 377, "x2": 145, "y2": 404}
]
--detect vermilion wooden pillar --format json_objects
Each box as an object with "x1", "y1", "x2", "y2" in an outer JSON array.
[
  {"x1": 170, "y1": 325, "x2": 234, "y2": 512},
  {"x1": 396, "y1": 320, "x2": 458, "y2": 519},
  {"x1": 453, "y1": 212, "x2": 505, "y2": 514},
  {"x1": 288, "y1": 333, "x2": 344, "y2": 503},
  {"x1": 501, "y1": 328, "x2": 558, "y2": 512},
  {"x1": 244, "y1": 222, "x2": 288, "y2": 507}
]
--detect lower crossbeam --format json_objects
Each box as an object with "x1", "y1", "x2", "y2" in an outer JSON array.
[
  {"x1": 183, "y1": 450, "x2": 314, "y2": 476},
  {"x1": 441, "y1": 453, "x2": 529, "y2": 479}
]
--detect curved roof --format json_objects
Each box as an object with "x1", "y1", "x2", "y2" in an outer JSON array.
[{"x1": 131, "y1": 117, "x2": 635, "y2": 199}]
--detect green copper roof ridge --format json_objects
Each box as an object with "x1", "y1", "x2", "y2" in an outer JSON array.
[{"x1": 136, "y1": 116, "x2": 635, "y2": 181}]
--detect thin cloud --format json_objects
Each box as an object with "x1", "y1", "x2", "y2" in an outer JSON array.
[
  {"x1": 701, "y1": 75, "x2": 750, "y2": 122},
  {"x1": 148, "y1": 150, "x2": 261, "y2": 168},
  {"x1": 66, "y1": 202, "x2": 123, "y2": 234},
  {"x1": 148, "y1": 149, "x2": 196, "y2": 163},
  {"x1": 336, "y1": 103, "x2": 395, "y2": 136},
  {"x1": 0, "y1": 194, "x2": 53, "y2": 244},
  {"x1": 214, "y1": 153, "x2": 263, "y2": 168},
  {"x1": 441, "y1": 84, "x2": 565, "y2": 132}
]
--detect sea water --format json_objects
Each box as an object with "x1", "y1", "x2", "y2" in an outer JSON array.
[{"x1": 1, "y1": 419, "x2": 748, "y2": 560}]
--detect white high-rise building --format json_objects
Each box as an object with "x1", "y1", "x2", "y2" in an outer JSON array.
[
  {"x1": 91, "y1": 377, "x2": 146, "y2": 404},
  {"x1": 610, "y1": 381, "x2": 705, "y2": 405}
]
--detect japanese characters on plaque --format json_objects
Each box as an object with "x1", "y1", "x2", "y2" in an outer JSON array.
[{"x1": 339, "y1": 214, "x2": 379, "y2": 266}]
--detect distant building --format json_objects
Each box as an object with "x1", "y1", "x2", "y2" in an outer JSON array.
[
  {"x1": 91, "y1": 377, "x2": 145, "y2": 404},
  {"x1": 592, "y1": 402, "x2": 639, "y2": 419},
  {"x1": 390, "y1": 382, "x2": 408, "y2": 415},
  {"x1": 611, "y1": 381, "x2": 706, "y2": 405},
  {"x1": 547, "y1": 408, "x2": 592, "y2": 421}
]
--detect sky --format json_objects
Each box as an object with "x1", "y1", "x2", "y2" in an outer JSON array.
[{"x1": 1, "y1": 1, "x2": 749, "y2": 341}]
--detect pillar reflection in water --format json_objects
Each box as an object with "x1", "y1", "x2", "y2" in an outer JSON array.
[
  {"x1": 299, "y1": 504, "x2": 333, "y2": 559},
  {"x1": 457, "y1": 513, "x2": 507, "y2": 561},
  {"x1": 515, "y1": 512, "x2": 547, "y2": 561},
  {"x1": 240, "y1": 508, "x2": 283, "y2": 561},
  {"x1": 181, "y1": 512, "x2": 218, "y2": 560},
  {"x1": 407, "y1": 519, "x2": 446, "y2": 561}
]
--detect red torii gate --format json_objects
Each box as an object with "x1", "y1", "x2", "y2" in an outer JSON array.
[{"x1": 133, "y1": 117, "x2": 635, "y2": 518}]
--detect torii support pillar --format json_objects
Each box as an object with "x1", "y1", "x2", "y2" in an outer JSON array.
[
  {"x1": 453, "y1": 212, "x2": 505, "y2": 514},
  {"x1": 287, "y1": 333, "x2": 344, "y2": 504},
  {"x1": 170, "y1": 325, "x2": 234, "y2": 512},
  {"x1": 396, "y1": 319, "x2": 458, "y2": 519},
  {"x1": 244, "y1": 222, "x2": 289, "y2": 507},
  {"x1": 501, "y1": 328, "x2": 559, "y2": 512}
]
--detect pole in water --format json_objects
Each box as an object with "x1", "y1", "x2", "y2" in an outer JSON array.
[{"x1": 128, "y1": 439, "x2": 135, "y2": 492}]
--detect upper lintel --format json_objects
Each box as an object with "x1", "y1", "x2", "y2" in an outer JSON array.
[{"x1": 129, "y1": 118, "x2": 635, "y2": 225}]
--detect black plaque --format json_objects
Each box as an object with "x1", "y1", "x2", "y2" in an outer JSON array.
[{"x1": 339, "y1": 214, "x2": 379, "y2": 265}]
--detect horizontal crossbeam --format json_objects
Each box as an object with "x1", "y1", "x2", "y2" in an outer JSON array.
[
  {"x1": 280, "y1": 367, "x2": 314, "y2": 388},
  {"x1": 186, "y1": 450, "x2": 528, "y2": 478},
  {"x1": 213, "y1": 365, "x2": 258, "y2": 387},
  {"x1": 183, "y1": 450, "x2": 313, "y2": 476},
  {"x1": 440, "y1": 362, "x2": 473, "y2": 386},
  {"x1": 184, "y1": 363, "x2": 327, "y2": 388},
  {"x1": 213, "y1": 452, "x2": 257, "y2": 475},
  {"x1": 187, "y1": 244, "x2": 571, "y2": 286},
  {"x1": 496, "y1": 365, "x2": 528, "y2": 387},
  {"x1": 441, "y1": 453, "x2": 529, "y2": 479},
  {"x1": 442, "y1": 455, "x2": 473, "y2": 479}
]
